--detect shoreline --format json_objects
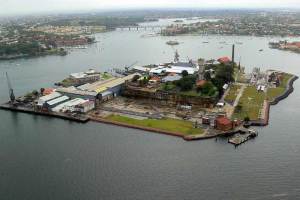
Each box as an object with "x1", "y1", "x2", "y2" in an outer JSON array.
[{"x1": 89, "y1": 116, "x2": 219, "y2": 141}]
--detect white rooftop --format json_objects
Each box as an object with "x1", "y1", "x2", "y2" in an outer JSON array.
[
  {"x1": 38, "y1": 92, "x2": 61, "y2": 103},
  {"x1": 46, "y1": 96, "x2": 69, "y2": 106},
  {"x1": 52, "y1": 98, "x2": 87, "y2": 112}
]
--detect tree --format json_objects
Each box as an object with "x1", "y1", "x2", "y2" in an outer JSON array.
[
  {"x1": 235, "y1": 103, "x2": 243, "y2": 113},
  {"x1": 175, "y1": 74, "x2": 197, "y2": 91},
  {"x1": 40, "y1": 88, "x2": 45, "y2": 95},
  {"x1": 204, "y1": 71, "x2": 211, "y2": 80},
  {"x1": 201, "y1": 81, "x2": 215, "y2": 95},
  {"x1": 181, "y1": 70, "x2": 189, "y2": 77},
  {"x1": 244, "y1": 116, "x2": 250, "y2": 122}
]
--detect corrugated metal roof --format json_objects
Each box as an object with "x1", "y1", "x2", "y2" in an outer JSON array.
[
  {"x1": 38, "y1": 92, "x2": 61, "y2": 102},
  {"x1": 52, "y1": 98, "x2": 87, "y2": 112},
  {"x1": 56, "y1": 87, "x2": 98, "y2": 97},
  {"x1": 47, "y1": 96, "x2": 69, "y2": 106}
]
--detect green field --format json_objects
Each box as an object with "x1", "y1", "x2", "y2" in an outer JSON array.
[
  {"x1": 105, "y1": 115, "x2": 204, "y2": 136},
  {"x1": 225, "y1": 84, "x2": 241, "y2": 103},
  {"x1": 101, "y1": 73, "x2": 113, "y2": 80},
  {"x1": 233, "y1": 86, "x2": 266, "y2": 120}
]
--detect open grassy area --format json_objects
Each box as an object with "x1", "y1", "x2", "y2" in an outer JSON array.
[
  {"x1": 233, "y1": 86, "x2": 266, "y2": 120},
  {"x1": 266, "y1": 73, "x2": 293, "y2": 102},
  {"x1": 101, "y1": 73, "x2": 113, "y2": 80},
  {"x1": 105, "y1": 115, "x2": 204, "y2": 136},
  {"x1": 160, "y1": 83, "x2": 176, "y2": 91},
  {"x1": 225, "y1": 84, "x2": 241, "y2": 103}
]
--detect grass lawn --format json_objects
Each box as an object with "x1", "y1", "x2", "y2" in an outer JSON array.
[
  {"x1": 266, "y1": 73, "x2": 293, "y2": 102},
  {"x1": 105, "y1": 115, "x2": 204, "y2": 136},
  {"x1": 160, "y1": 83, "x2": 176, "y2": 91},
  {"x1": 233, "y1": 86, "x2": 265, "y2": 120},
  {"x1": 101, "y1": 73, "x2": 113, "y2": 80},
  {"x1": 225, "y1": 84, "x2": 241, "y2": 103}
]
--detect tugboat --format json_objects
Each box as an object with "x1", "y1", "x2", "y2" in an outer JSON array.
[{"x1": 166, "y1": 41, "x2": 179, "y2": 46}]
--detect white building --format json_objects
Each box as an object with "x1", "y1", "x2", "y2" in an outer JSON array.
[
  {"x1": 37, "y1": 92, "x2": 61, "y2": 106},
  {"x1": 52, "y1": 98, "x2": 88, "y2": 113}
]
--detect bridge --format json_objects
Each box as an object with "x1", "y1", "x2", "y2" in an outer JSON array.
[{"x1": 115, "y1": 25, "x2": 169, "y2": 31}]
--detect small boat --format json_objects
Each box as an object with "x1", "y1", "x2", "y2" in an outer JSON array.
[
  {"x1": 166, "y1": 41, "x2": 179, "y2": 45},
  {"x1": 259, "y1": 49, "x2": 264, "y2": 52},
  {"x1": 173, "y1": 19, "x2": 184, "y2": 23},
  {"x1": 141, "y1": 33, "x2": 158, "y2": 38},
  {"x1": 202, "y1": 41, "x2": 209, "y2": 44}
]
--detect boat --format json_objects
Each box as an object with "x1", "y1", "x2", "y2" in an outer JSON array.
[
  {"x1": 259, "y1": 49, "x2": 264, "y2": 52},
  {"x1": 202, "y1": 41, "x2": 209, "y2": 44},
  {"x1": 141, "y1": 33, "x2": 158, "y2": 38},
  {"x1": 166, "y1": 41, "x2": 179, "y2": 45},
  {"x1": 173, "y1": 19, "x2": 184, "y2": 23}
]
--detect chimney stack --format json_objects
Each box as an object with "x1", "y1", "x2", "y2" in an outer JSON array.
[{"x1": 232, "y1": 44, "x2": 235, "y2": 68}]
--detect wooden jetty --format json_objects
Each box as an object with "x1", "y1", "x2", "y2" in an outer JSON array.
[{"x1": 228, "y1": 129, "x2": 258, "y2": 146}]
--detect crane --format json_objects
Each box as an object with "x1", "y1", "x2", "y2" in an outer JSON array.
[
  {"x1": 125, "y1": 61, "x2": 138, "y2": 72},
  {"x1": 5, "y1": 72, "x2": 15, "y2": 103}
]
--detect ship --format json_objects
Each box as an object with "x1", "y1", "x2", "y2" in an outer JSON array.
[{"x1": 166, "y1": 41, "x2": 179, "y2": 45}]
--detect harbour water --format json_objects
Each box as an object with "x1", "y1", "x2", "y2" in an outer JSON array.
[{"x1": 1, "y1": 20, "x2": 300, "y2": 199}]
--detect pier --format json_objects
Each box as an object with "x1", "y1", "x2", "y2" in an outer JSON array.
[
  {"x1": 228, "y1": 130, "x2": 258, "y2": 146},
  {"x1": 0, "y1": 103, "x2": 89, "y2": 123}
]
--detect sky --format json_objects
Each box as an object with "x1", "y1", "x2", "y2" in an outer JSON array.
[{"x1": 0, "y1": 0, "x2": 299, "y2": 16}]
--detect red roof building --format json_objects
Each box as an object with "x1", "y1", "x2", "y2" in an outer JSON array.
[
  {"x1": 43, "y1": 88, "x2": 54, "y2": 95},
  {"x1": 149, "y1": 76, "x2": 161, "y2": 83},
  {"x1": 218, "y1": 57, "x2": 231, "y2": 64},
  {"x1": 215, "y1": 116, "x2": 233, "y2": 131}
]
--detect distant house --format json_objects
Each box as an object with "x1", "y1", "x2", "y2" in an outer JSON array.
[
  {"x1": 42, "y1": 88, "x2": 54, "y2": 95},
  {"x1": 149, "y1": 76, "x2": 161, "y2": 84},
  {"x1": 217, "y1": 57, "x2": 231, "y2": 64}
]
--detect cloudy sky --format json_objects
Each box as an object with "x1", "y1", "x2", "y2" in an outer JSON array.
[{"x1": 0, "y1": 0, "x2": 299, "y2": 16}]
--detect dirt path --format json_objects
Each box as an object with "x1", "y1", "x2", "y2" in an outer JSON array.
[{"x1": 227, "y1": 84, "x2": 246, "y2": 118}]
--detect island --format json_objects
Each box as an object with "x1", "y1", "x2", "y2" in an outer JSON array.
[
  {"x1": 161, "y1": 13, "x2": 300, "y2": 37},
  {"x1": 269, "y1": 41, "x2": 300, "y2": 54},
  {"x1": 0, "y1": 47, "x2": 297, "y2": 145}
]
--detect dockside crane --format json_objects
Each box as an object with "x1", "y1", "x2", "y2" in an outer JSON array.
[
  {"x1": 5, "y1": 72, "x2": 15, "y2": 103},
  {"x1": 125, "y1": 61, "x2": 138, "y2": 72}
]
